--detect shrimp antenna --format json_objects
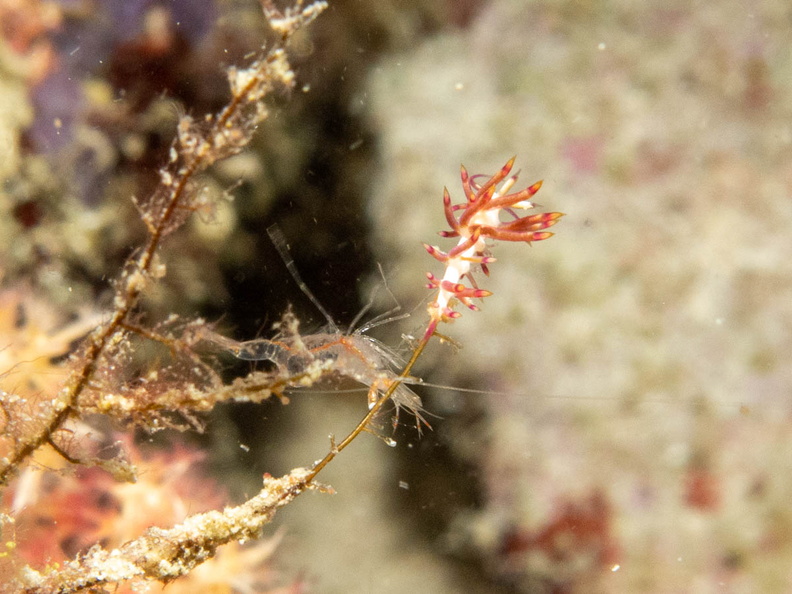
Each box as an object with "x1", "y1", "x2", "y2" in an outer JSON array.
[
  {"x1": 266, "y1": 224, "x2": 339, "y2": 332},
  {"x1": 352, "y1": 263, "x2": 408, "y2": 334}
]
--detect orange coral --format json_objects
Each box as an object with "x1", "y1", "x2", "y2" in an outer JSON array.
[{"x1": 4, "y1": 438, "x2": 284, "y2": 593}]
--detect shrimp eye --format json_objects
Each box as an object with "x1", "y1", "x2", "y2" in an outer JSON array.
[{"x1": 313, "y1": 350, "x2": 339, "y2": 364}]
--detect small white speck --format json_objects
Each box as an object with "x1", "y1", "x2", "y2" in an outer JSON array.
[
  {"x1": 239, "y1": 443, "x2": 250, "y2": 452},
  {"x1": 69, "y1": 46, "x2": 81, "y2": 56},
  {"x1": 598, "y1": 42, "x2": 606, "y2": 50},
  {"x1": 611, "y1": 564, "x2": 620, "y2": 572},
  {"x1": 677, "y1": 557, "x2": 683, "y2": 562},
  {"x1": 399, "y1": 481, "x2": 409, "y2": 490},
  {"x1": 715, "y1": 317, "x2": 724, "y2": 325},
  {"x1": 454, "y1": 82, "x2": 464, "y2": 91},
  {"x1": 302, "y1": 84, "x2": 311, "y2": 92}
]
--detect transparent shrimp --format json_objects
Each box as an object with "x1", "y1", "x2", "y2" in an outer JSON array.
[
  {"x1": 221, "y1": 226, "x2": 428, "y2": 428},
  {"x1": 231, "y1": 328, "x2": 427, "y2": 426}
]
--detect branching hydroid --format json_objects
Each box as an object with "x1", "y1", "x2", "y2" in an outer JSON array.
[{"x1": 0, "y1": 2, "x2": 564, "y2": 590}]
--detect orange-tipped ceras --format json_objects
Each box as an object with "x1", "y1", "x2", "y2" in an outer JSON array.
[{"x1": 423, "y1": 157, "x2": 564, "y2": 335}]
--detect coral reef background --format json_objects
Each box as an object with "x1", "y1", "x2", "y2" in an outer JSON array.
[{"x1": 366, "y1": 0, "x2": 792, "y2": 591}]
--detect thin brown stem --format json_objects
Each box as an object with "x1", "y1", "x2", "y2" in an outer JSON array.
[{"x1": 0, "y1": 10, "x2": 317, "y2": 485}]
